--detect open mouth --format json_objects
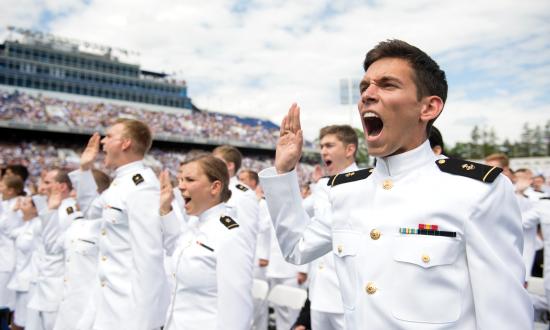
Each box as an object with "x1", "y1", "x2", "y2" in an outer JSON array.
[
  {"x1": 363, "y1": 112, "x2": 383, "y2": 137},
  {"x1": 183, "y1": 197, "x2": 192, "y2": 204},
  {"x1": 324, "y1": 160, "x2": 333, "y2": 167}
]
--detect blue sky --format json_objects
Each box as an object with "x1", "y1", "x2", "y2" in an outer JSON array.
[{"x1": 1, "y1": 0, "x2": 549, "y2": 145}]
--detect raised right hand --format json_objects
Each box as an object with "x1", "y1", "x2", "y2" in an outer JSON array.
[
  {"x1": 275, "y1": 103, "x2": 303, "y2": 174},
  {"x1": 80, "y1": 132, "x2": 100, "y2": 171},
  {"x1": 159, "y1": 170, "x2": 174, "y2": 216}
]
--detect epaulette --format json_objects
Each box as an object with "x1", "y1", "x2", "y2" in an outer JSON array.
[
  {"x1": 327, "y1": 168, "x2": 374, "y2": 187},
  {"x1": 66, "y1": 206, "x2": 74, "y2": 215},
  {"x1": 220, "y1": 215, "x2": 239, "y2": 230},
  {"x1": 235, "y1": 183, "x2": 248, "y2": 192},
  {"x1": 132, "y1": 173, "x2": 144, "y2": 186},
  {"x1": 435, "y1": 158, "x2": 502, "y2": 183},
  {"x1": 540, "y1": 197, "x2": 550, "y2": 200}
]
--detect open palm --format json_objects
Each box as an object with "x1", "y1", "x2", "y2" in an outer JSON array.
[{"x1": 275, "y1": 103, "x2": 304, "y2": 174}]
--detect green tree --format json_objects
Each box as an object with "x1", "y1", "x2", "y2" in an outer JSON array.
[{"x1": 354, "y1": 128, "x2": 370, "y2": 166}]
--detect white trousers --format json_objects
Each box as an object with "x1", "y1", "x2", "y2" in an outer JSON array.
[
  {"x1": 311, "y1": 310, "x2": 345, "y2": 330},
  {"x1": 13, "y1": 291, "x2": 29, "y2": 327},
  {"x1": 25, "y1": 308, "x2": 57, "y2": 330}
]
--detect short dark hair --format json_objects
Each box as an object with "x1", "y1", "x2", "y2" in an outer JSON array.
[
  {"x1": 363, "y1": 39, "x2": 448, "y2": 133},
  {"x1": 3, "y1": 175, "x2": 25, "y2": 196},
  {"x1": 6, "y1": 164, "x2": 29, "y2": 182},
  {"x1": 319, "y1": 125, "x2": 359, "y2": 158},
  {"x1": 428, "y1": 126, "x2": 445, "y2": 154}
]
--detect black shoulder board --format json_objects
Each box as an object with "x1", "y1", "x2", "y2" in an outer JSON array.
[
  {"x1": 132, "y1": 174, "x2": 144, "y2": 186},
  {"x1": 327, "y1": 168, "x2": 374, "y2": 187},
  {"x1": 541, "y1": 197, "x2": 550, "y2": 200},
  {"x1": 220, "y1": 215, "x2": 239, "y2": 230},
  {"x1": 235, "y1": 183, "x2": 248, "y2": 191},
  {"x1": 66, "y1": 206, "x2": 74, "y2": 215},
  {"x1": 435, "y1": 158, "x2": 502, "y2": 183}
]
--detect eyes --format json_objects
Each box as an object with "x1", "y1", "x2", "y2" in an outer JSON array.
[{"x1": 359, "y1": 80, "x2": 399, "y2": 94}]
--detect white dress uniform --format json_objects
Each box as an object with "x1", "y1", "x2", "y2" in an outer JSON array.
[
  {"x1": 160, "y1": 202, "x2": 254, "y2": 330},
  {"x1": 0, "y1": 197, "x2": 22, "y2": 310},
  {"x1": 42, "y1": 209, "x2": 101, "y2": 330},
  {"x1": 534, "y1": 197, "x2": 550, "y2": 311},
  {"x1": 78, "y1": 160, "x2": 168, "y2": 330},
  {"x1": 517, "y1": 194, "x2": 539, "y2": 280},
  {"x1": 252, "y1": 198, "x2": 271, "y2": 330},
  {"x1": 27, "y1": 197, "x2": 77, "y2": 330},
  {"x1": 265, "y1": 211, "x2": 308, "y2": 330},
  {"x1": 7, "y1": 217, "x2": 41, "y2": 327},
  {"x1": 260, "y1": 140, "x2": 533, "y2": 330},
  {"x1": 308, "y1": 163, "x2": 358, "y2": 330}
]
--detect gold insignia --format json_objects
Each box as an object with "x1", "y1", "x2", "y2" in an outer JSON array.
[
  {"x1": 438, "y1": 159, "x2": 446, "y2": 164},
  {"x1": 461, "y1": 164, "x2": 475, "y2": 171},
  {"x1": 368, "y1": 168, "x2": 374, "y2": 173},
  {"x1": 132, "y1": 174, "x2": 144, "y2": 185},
  {"x1": 345, "y1": 172, "x2": 355, "y2": 177},
  {"x1": 220, "y1": 215, "x2": 239, "y2": 230},
  {"x1": 66, "y1": 206, "x2": 74, "y2": 215}
]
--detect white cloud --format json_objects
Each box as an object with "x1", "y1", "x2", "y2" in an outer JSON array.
[{"x1": 2, "y1": 0, "x2": 549, "y2": 145}]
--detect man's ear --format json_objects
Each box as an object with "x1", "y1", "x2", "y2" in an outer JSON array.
[
  {"x1": 345, "y1": 143, "x2": 357, "y2": 159},
  {"x1": 420, "y1": 96, "x2": 444, "y2": 123},
  {"x1": 121, "y1": 138, "x2": 132, "y2": 152}
]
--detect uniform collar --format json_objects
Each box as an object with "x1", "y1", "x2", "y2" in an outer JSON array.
[
  {"x1": 375, "y1": 140, "x2": 435, "y2": 177},
  {"x1": 196, "y1": 203, "x2": 225, "y2": 227},
  {"x1": 230, "y1": 176, "x2": 238, "y2": 186},
  {"x1": 342, "y1": 162, "x2": 359, "y2": 173},
  {"x1": 114, "y1": 160, "x2": 145, "y2": 178}
]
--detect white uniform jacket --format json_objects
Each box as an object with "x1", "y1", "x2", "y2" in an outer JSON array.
[
  {"x1": 161, "y1": 203, "x2": 254, "y2": 330},
  {"x1": 82, "y1": 161, "x2": 168, "y2": 330},
  {"x1": 43, "y1": 208, "x2": 101, "y2": 330},
  {"x1": 260, "y1": 140, "x2": 533, "y2": 329},
  {"x1": 308, "y1": 163, "x2": 358, "y2": 314},
  {"x1": 28, "y1": 197, "x2": 77, "y2": 312},
  {"x1": 7, "y1": 217, "x2": 41, "y2": 292},
  {"x1": 0, "y1": 197, "x2": 22, "y2": 273}
]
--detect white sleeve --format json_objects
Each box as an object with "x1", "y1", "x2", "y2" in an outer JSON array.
[
  {"x1": 465, "y1": 175, "x2": 533, "y2": 328},
  {"x1": 260, "y1": 167, "x2": 332, "y2": 265},
  {"x1": 160, "y1": 210, "x2": 184, "y2": 256},
  {"x1": 75, "y1": 169, "x2": 103, "y2": 219},
  {"x1": 40, "y1": 209, "x2": 67, "y2": 254},
  {"x1": 216, "y1": 229, "x2": 255, "y2": 330},
  {"x1": 126, "y1": 181, "x2": 167, "y2": 330},
  {"x1": 255, "y1": 200, "x2": 272, "y2": 261}
]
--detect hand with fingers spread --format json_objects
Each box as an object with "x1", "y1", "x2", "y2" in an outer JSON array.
[
  {"x1": 275, "y1": 103, "x2": 303, "y2": 174},
  {"x1": 81, "y1": 132, "x2": 101, "y2": 171},
  {"x1": 159, "y1": 169, "x2": 174, "y2": 216}
]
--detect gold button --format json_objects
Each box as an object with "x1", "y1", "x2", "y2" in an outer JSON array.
[
  {"x1": 102, "y1": 256, "x2": 107, "y2": 262},
  {"x1": 337, "y1": 245, "x2": 343, "y2": 254},
  {"x1": 101, "y1": 229, "x2": 106, "y2": 236},
  {"x1": 366, "y1": 282, "x2": 377, "y2": 295},
  {"x1": 319, "y1": 263, "x2": 324, "y2": 270},
  {"x1": 422, "y1": 254, "x2": 430, "y2": 263},
  {"x1": 382, "y1": 180, "x2": 393, "y2": 190},
  {"x1": 438, "y1": 159, "x2": 446, "y2": 164},
  {"x1": 370, "y1": 229, "x2": 381, "y2": 240}
]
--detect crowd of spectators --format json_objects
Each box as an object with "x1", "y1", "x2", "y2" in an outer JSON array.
[
  {"x1": 0, "y1": 140, "x2": 315, "y2": 187},
  {"x1": 0, "y1": 89, "x2": 301, "y2": 148}
]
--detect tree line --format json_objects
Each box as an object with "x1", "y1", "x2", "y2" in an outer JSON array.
[{"x1": 447, "y1": 120, "x2": 550, "y2": 159}]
